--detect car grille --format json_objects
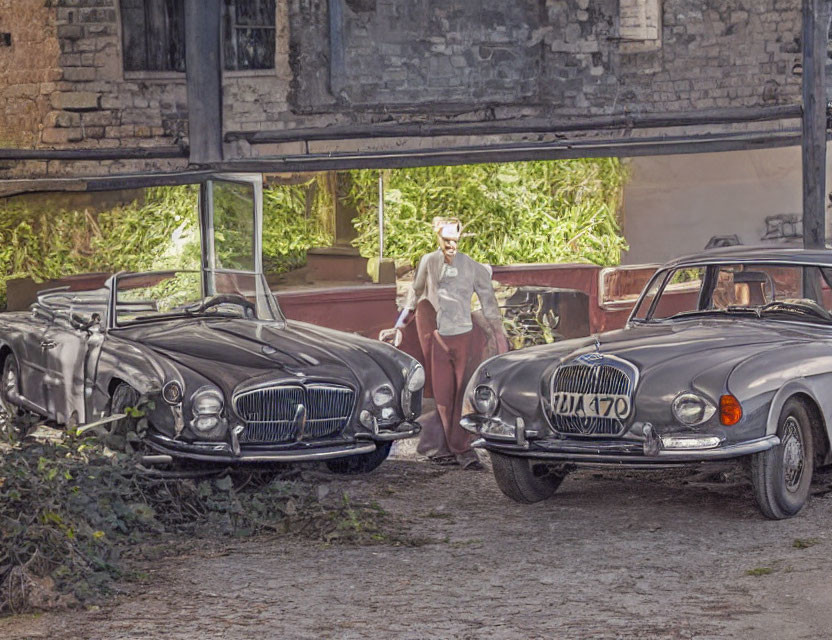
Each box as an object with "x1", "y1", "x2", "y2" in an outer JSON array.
[
  {"x1": 234, "y1": 384, "x2": 355, "y2": 443},
  {"x1": 549, "y1": 355, "x2": 637, "y2": 436}
]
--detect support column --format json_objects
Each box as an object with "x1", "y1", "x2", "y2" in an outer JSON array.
[
  {"x1": 801, "y1": 0, "x2": 831, "y2": 249},
  {"x1": 184, "y1": 0, "x2": 223, "y2": 165}
]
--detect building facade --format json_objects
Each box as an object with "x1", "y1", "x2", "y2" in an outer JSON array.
[{"x1": 0, "y1": 0, "x2": 816, "y2": 182}]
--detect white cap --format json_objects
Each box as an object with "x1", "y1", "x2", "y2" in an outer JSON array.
[{"x1": 439, "y1": 223, "x2": 460, "y2": 240}]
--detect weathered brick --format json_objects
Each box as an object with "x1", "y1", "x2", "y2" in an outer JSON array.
[
  {"x1": 51, "y1": 91, "x2": 101, "y2": 111},
  {"x1": 62, "y1": 67, "x2": 97, "y2": 82},
  {"x1": 41, "y1": 127, "x2": 82, "y2": 144}
]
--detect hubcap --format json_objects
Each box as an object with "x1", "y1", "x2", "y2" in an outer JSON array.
[
  {"x1": 0, "y1": 364, "x2": 16, "y2": 412},
  {"x1": 781, "y1": 416, "x2": 805, "y2": 492}
]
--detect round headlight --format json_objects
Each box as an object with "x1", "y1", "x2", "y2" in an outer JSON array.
[
  {"x1": 472, "y1": 385, "x2": 498, "y2": 416},
  {"x1": 162, "y1": 381, "x2": 183, "y2": 405},
  {"x1": 372, "y1": 385, "x2": 394, "y2": 406},
  {"x1": 192, "y1": 387, "x2": 223, "y2": 416},
  {"x1": 406, "y1": 364, "x2": 425, "y2": 392},
  {"x1": 672, "y1": 392, "x2": 716, "y2": 426}
]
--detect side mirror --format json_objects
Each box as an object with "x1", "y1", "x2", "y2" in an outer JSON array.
[{"x1": 70, "y1": 311, "x2": 100, "y2": 331}]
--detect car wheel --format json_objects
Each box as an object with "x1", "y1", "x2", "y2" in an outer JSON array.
[
  {"x1": 325, "y1": 442, "x2": 393, "y2": 475},
  {"x1": 0, "y1": 353, "x2": 23, "y2": 437},
  {"x1": 489, "y1": 451, "x2": 567, "y2": 504},
  {"x1": 108, "y1": 383, "x2": 142, "y2": 451},
  {"x1": 750, "y1": 398, "x2": 814, "y2": 520}
]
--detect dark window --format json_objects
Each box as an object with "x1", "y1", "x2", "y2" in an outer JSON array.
[
  {"x1": 121, "y1": 0, "x2": 186, "y2": 72},
  {"x1": 222, "y1": 0, "x2": 276, "y2": 71}
]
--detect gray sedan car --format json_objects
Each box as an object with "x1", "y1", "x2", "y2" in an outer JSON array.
[{"x1": 462, "y1": 247, "x2": 832, "y2": 519}]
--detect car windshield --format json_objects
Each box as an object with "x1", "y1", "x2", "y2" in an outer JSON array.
[
  {"x1": 114, "y1": 270, "x2": 282, "y2": 326},
  {"x1": 632, "y1": 262, "x2": 832, "y2": 325}
]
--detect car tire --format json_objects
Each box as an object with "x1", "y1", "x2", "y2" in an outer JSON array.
[
  {"x1": 489, "y1": 451, "x2": 567, "y2": 504},
  {"x1": 108, "y1": 382, "x2": 142, "y2": 450},
  {"x1": 0, "y1": 353, "x2": 23, "y2": 437},
  {"x1": 325, "y1": 442, "x2": 393, "y2": 475},
  {"x1": 750, "y1": 397, "x2": 814, "y2": 520}
]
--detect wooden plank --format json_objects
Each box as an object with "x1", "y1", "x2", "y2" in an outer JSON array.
[
  {"x1": 801, "y1": 0, "x2": 831, "y2": 249},
  {"x1": 184, "y1": 0, "x2": 223, "y2": 164}
]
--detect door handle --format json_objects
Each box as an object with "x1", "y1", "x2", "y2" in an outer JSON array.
[{"x1": 40, "y1": 340, "x2": 57, "y2": 350}]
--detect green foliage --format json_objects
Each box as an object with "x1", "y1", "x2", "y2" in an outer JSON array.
[
  {"x1": 262, "y1": 178, "x2": 332, "y2": 274},
  {"x1": 347, "y1": 159, "x2": 629, "y2": 267},
  {"x1": 0, "y1": 181, "x2": 334, "y2": 308},
  {"x1": 0, "y1": 432, "x2": 401, "y2": 615},
  {"x1": 0, "y1": 187, "x2": 200, "y2": 308}
]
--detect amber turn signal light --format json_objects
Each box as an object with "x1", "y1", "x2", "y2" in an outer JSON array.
[{"x1": 720, "y1": 394, "x2": 742, "y2": 426}]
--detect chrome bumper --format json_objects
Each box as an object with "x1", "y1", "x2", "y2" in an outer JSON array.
[
  {"x1": 147, "y1": 432, "x2": 379, "y2": 463},
  {"x1": 474, "y1": 434, "x2": 781, "y2": 465},
  {"x1": 357, "y1": 420, "x2": 421, "y2": 442}
]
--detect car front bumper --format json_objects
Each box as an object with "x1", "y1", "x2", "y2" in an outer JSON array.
[
  {"x1": 146, "y1": 421, "x2": 420, "y2": 463},
  {"x1": 474, "y1": 434, "x2": 781, "y2": 466}
]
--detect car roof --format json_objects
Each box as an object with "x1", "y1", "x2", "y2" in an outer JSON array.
[{"x1": 663, "y1": 245, "x2": 832, "y2": 269}]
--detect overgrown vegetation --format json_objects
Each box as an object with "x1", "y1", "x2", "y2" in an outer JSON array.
[
  {"x1": 0, "y1": 179, "x2": 334, "y2": 308},
  {"x1": 0, "y1": 161, "x2": 627, "y2": 308},
  {"x1": 0, "y1": 427, "x2": 404, "y2": 615},
  {"x1": 262, "y1": 178, "x2": 332, "y2": 274},
  {"x1": 348, "y1": 159, "x2": 629, "y2": 267},
  {"x1": 0, "y1": 187, "x2": 199, "y2": 308}
]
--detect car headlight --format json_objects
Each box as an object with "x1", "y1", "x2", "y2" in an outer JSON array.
[
  {"x1": 372, "y1": 385, "x2": 394, "y2": 406},
  {"x1": 472, "y1": 385, "x2": 498, "y2": 417},
  {"x1": 406, "y1": 364, "x2": 425, "y2": 392},
  {"x1": 672, "y1": 392, "x2": 716, "y2": 426},
  {"x1": 191, "y1": 387, "x2": 224, "y2": 433}
]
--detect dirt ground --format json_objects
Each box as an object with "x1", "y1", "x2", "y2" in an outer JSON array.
[{"x1": 5, "y1": 439, "x2": 832, "y2": 640}]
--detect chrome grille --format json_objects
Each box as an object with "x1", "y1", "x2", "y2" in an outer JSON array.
[
  {"x1": 234, "y1": 383, "x2": 355, "y2": 443},
  {"x1": 549, "y1": 355, "x2": 637, "y2": 436}
]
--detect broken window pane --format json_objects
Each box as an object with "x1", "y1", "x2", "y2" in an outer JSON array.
[
  {"x1": 223, "y1": 0, "x2": 276, "y2": 70},
  {"x1": 121, "y1": 0, "x2": 186, "y2": 72}
]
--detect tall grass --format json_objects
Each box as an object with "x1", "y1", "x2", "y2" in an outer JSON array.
[{"x1": 348, "y1": 159, "x2": 629, "y2": 266}]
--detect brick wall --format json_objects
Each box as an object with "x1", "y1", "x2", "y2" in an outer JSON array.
[
  {"x1": 290, "y1": 0, "x2": 804, "y2": 115},
  {"x1": 0, "y1": 0, "x2": 817, "y2": 180},
  {"x1": 0, "y1": 0, "x2": 61, "y2": 148}
]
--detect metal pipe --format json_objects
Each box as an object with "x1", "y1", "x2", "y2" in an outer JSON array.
[
  {"x1": 213, "y1": 128, "x2": 806, "y2": 173},
  {"x1": 377, "y1": 170, "x2": 384, "y2": 260},
  {"x1": 225, "y1": 104, "x2": 803, "y2": 145},
  {"x1": 0, "y1": 146, "x2": 188, "y2": 161}
]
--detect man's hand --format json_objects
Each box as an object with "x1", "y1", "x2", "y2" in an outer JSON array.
[{"x1": 379, "y1": 327, "x2": 403, "y2": 347}]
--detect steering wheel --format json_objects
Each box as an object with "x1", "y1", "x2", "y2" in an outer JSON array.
[
  {"x1": 186, "y1": 294, "x2": 256, "y2": 316},
  {"x1": 760, "y1": 298, "x2": 832, "y2": 321}
]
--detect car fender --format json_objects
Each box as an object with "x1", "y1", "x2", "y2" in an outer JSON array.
[
  {"x1": 91, "y1": 339, "x2": 167, "y2": 416},
  {"x1": 764, "y1": 378, "x2": 827, "y2": 437}
]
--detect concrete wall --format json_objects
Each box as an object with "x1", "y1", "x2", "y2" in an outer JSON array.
[{"x1": 621, "y1": 145, "x2": 832, "y2": 264}]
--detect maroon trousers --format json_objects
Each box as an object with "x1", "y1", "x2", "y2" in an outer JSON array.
[
  {"x1": 429, "y1": 330, "x2": 474, "y2": 456},
  {"x1": 414, "y1": 300, "x2": 475, "y2": 457}
]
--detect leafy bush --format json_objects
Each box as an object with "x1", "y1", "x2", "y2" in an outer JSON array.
[
  {"x1": 347, "y1": 159, "x2": 629, "y2": 267},
  {"x1": 0, "y1": 181, "x2": 334, "y2": 308},
  {"x1": 0, "y1": 430, "x2": 401, "y2": 615},
  {"x1": 262, "y1": 178, "x2": 332, "y2": 274},
  {"x1": 0, "y1": 187, "x2": 200, "y2": 308}
]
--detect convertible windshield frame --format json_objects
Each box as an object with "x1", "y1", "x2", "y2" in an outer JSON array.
[
  {"x1": 108, "y1": 269, "x2": 284, "y2": 329},
  {"x1": 628, "y1": 260, "x2": 832, "y2": 326}
]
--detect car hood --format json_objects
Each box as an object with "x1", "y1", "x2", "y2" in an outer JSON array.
[
  {"x1": 586, "y1": 318, "x2": 817, "y2": 373},
  {"x1": 111, "y1": 317, "x2": 405, "y2": 394}
]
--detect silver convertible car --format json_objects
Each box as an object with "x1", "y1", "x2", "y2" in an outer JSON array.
[
  {"x1": 0, "y1": 269, "x2": 424, "y2": 473},
  {"x1": 462, "y1": 247, "x2": 832, "y2": 519}
]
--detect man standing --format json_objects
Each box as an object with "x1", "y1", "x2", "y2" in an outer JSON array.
[{"x1": 386, "y1": 218, "x2": 508, "y2": 468}]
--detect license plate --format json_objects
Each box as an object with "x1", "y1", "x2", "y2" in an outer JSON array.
[{"x1": 551, "y1": 392, "x2": 631, "y2": 420}]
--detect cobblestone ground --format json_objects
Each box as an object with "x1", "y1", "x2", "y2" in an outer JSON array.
[{"x1": 4, "y1": 441, "x2": 832, "y2": 639}]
